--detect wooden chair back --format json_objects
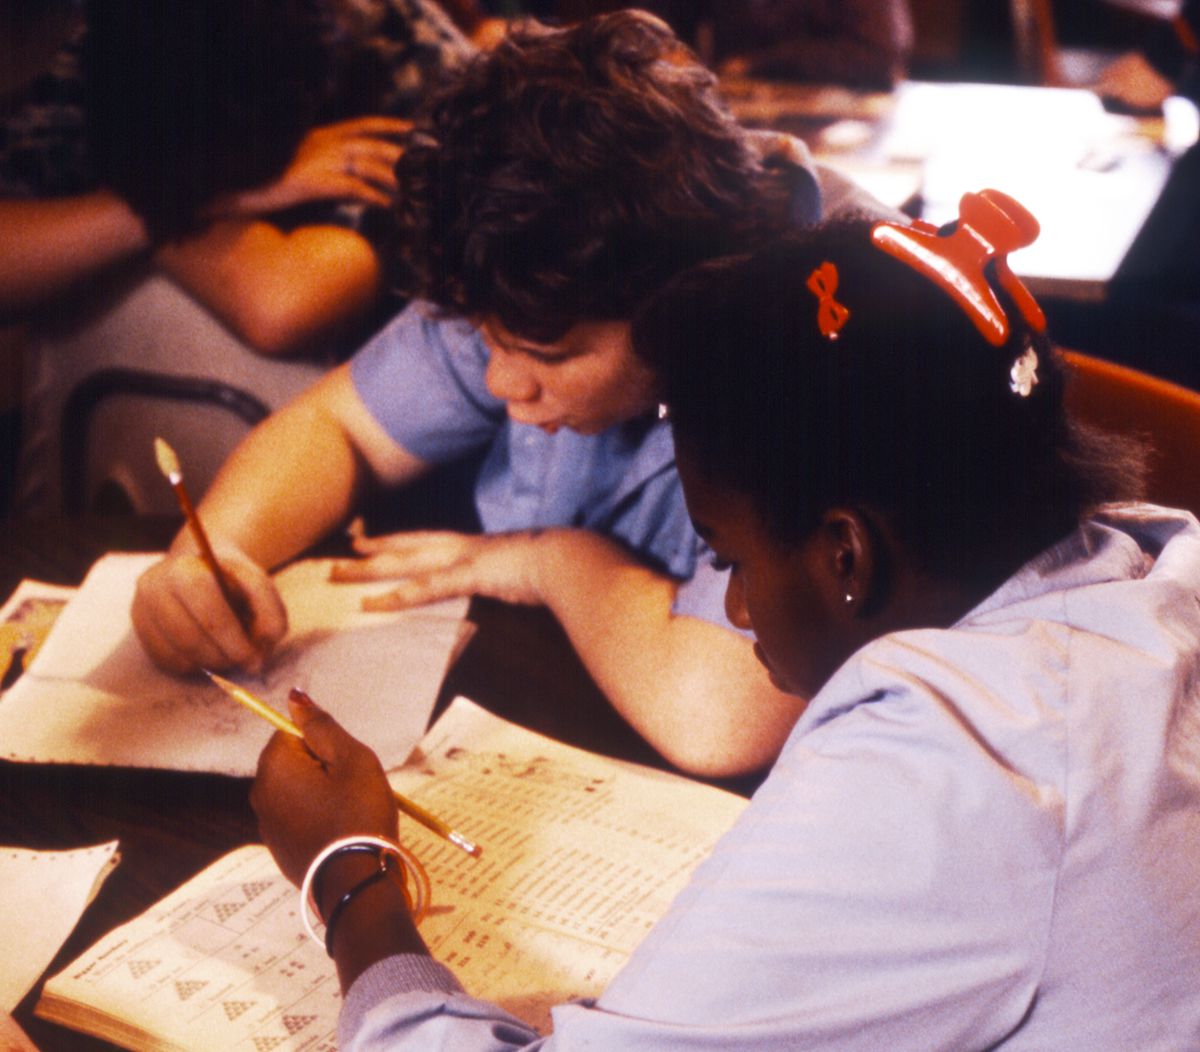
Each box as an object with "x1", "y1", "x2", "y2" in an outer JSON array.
[{"x1": 1062, "y1": 349, "x2": 1200, "y2": 515}]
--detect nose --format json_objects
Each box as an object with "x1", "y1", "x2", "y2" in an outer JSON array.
[
  {"x1": 723, "y1": 569, "x2": 753, "y2": 631},
  {"x1": 486, "y1": 345, "x2": 539, "y2": 404}
]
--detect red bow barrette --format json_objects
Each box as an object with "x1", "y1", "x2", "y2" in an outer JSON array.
[
  {"x1": 807, "y1": 260, "x2": 851, "y2": 340},
  {"x1": 870, "y1": 189, "x2": 1046, "y2": 348}
]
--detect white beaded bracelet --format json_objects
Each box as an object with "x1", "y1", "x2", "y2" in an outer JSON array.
[{"x1": 299, "y1": 835, "x2": 430, "y2": 951}]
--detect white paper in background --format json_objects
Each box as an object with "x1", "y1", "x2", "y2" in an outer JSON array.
[
  {"x1": 0, "y1": 841, "x2": 120, "y2": 1012},
  {"x1": 882, "y1": 81, "x2": 1167, "y2": 287},
  {"x1": 0, "y1": 554, "x2": 469, "y2": 775},
  {"x1": 0, "y1": 579, "x2": 77, "y2": 624}
]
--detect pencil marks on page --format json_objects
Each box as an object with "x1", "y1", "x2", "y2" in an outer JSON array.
[
  {"x1": 0, "y1": 555, "x2": 469, "y2": 773},
  {"x1": 390, "y1": 706, "x2": 746, "y2": 1033},
  {"x1": 75, "y1": 630, "x2": 248, "y2": 736}
]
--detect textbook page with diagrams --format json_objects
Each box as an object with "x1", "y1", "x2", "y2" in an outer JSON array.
[
  {"x1": 36, "y1": 698, "x2": 748, "y2": 1050},
  {"x1": 0, "y1": 553, "x2": 469, "y2": 775}
]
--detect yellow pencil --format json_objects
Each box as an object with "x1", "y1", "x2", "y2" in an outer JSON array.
[
  {"x1": 154, "y1": 437, "x2": 254, "y2": 635},
  {"x1": 203, "y1": 670, "x2": 482, "y2": 857}
]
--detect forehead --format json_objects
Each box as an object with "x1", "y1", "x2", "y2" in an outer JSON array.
[
  {"x1": 482, "y1": 317, "x2": 631, "y2": 356},
  {"x1": 676, "y1": 446, "x2": 760, "y2": 542}
]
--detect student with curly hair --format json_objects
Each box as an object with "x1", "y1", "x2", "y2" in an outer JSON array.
[
  {"x1": 132, "y1": 9, "x2": 887, "y2": 776},
  {"x1": 251, "y1": 198, "x2": 1200, "y2": 1049}
]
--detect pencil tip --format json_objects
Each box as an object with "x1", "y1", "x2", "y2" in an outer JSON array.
[{"x1": 153, "y1": 436, "x2": 181, "y2": 481}]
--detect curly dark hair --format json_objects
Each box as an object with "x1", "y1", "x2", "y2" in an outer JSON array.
[
  {"x1": 394, "y1": 9, "x2": 805, "y2": 342},
  {"x1": 634, "y1": 220, "x2": 1148, "y2": 591}
]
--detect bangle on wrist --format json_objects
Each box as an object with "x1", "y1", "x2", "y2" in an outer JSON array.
[
  {"x1": 321, "y1": 853, "x2": 396, "y2": 956},
  {"x1": 310, "y1": 841, "x2": 384, "y2": 912},
  {"x1": 298, "y1": 835, "x2": 430, "y2": 954}
]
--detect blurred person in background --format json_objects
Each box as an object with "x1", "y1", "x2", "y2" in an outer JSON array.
[{"x1": 0, "y1": 0, "x2": 472, "y2": 356}]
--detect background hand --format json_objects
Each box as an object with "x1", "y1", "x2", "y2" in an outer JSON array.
[
  {"x1": 1092, "y1": 51, "x2": 1175, "y2": 113},
  {"x1": 132, "y1": 548, "x2": 286, "y2": 675},
  {"x1": 213, "y1": 116, "x2": 411, "y2": 216},
  {"x1": 330, "y1": 528, "x2": 546, "y2": 609},
  {"x1": 251, "y1": 692, "x2": 399, "y2": 887}
]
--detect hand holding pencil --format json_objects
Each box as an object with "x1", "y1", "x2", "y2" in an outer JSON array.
[
  {"x1": 154, "y1": 437, "x2": 255, "y2": 633},
  {"x1": 131, "y1": 438, "x2": 285, "y2": 676},
  {"x1": 217, "y1": 671, "x2": 481, "y2": 858},
  {"x1": 245, "y1": 676, "x2": 481, "y2": 893}
]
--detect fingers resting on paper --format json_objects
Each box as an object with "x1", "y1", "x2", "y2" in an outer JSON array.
[
  {"x1": 251, "y1": 692, "x2": 399, "y2": 885},
  {"x1": 330, "y1": 528, "x2": 546, "y2": 609},
  {"x1": 132, "y1": 551, "x2": 286, "y2": 676}
]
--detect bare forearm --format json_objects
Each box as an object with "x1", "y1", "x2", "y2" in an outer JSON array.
[
  {"x1": 0, "y1": 192, "x2": 150, "y2": 314},
  {"x1": 157, "y1": 219, "x2": 382, "y2": 355},
  {"x1": 530, "y1": 530, "x2": 804, "y2": 776},
  {"x1": 174, "y1": 361, "x2": 432, "y2": 571},
  {"x1": 174, "y1": 392, "x2": 363, "y2": 569},
  {"x1": 338, "y1": 527, "x2": 805, "y2": 773}
]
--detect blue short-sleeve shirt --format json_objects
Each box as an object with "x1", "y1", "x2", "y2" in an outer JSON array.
[
  {"x1": 350, "y1": 302, "x2": 725, "y2": 616},
  {"x1": 345, "y1": 131, "x2": 864, "y2": 625}
]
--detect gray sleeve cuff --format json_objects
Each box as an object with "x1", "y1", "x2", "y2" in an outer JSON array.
[{"x1": 340, "y1": 954, "x2": 464, "y2": 1045}]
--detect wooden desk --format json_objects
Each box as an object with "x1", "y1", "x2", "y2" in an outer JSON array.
[
  {"x1": 724, "y1": 77, "x2": 1193, "y2": 303},
  {"x1": 0, "y1": 517, "x2": 760, "y2": 1050}
]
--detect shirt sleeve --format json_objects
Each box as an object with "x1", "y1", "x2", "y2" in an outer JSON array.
[
  {"x1": 672, "y1": 551, "x2": 753, "y2": 637},
  {"x1": 349, "y1": 301, "x2": 505, "y2": 463},
  {"x1": 340, "y1": 956, "x2": 548, "y2": 1051}
]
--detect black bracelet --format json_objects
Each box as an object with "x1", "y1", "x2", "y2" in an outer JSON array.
[
  {"x1": 311, "y1": 842, "x2": 389, "y2": 916},
  {"x1": 322, "y1": 850, "x2": 398, "y2": 957}
]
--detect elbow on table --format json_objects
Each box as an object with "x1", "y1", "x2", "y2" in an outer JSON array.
[{"x1": 644, "y1": 674, "x2": 803, "y2": 779}]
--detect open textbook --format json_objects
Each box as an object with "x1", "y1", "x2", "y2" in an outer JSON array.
[
  {"x1": 0, "y1": 554, "x2": 469, "y2": 776},
  {"x1": 37, "y1": 698, "x2": 749, "y2": 1049}
]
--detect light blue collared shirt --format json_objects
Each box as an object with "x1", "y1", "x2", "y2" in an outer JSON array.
[
  {"x1": 339, "y1": 505, "x2": 1200, "y2": 1050},
  {"x1": 350, "y1": 303, "x2": 723, "y2": 620}
]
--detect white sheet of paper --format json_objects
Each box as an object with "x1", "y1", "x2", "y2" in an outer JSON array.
[
  {"x1": 0, "y1": 555, "x2": 468, "y2": 775},
  {"x1": 0, "y1": 841, "x2": 119, "y2": 1012}
]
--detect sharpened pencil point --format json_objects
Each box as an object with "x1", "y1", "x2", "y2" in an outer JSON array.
[{"x1": 153, "y1": 436, "x2": 182, "y2": 483}]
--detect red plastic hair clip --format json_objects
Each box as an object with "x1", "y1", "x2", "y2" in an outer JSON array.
[
  {"x1": 807, "y1": 260, "x2": 850, "y2": 340},
  {"x1": 870, "y1": 189, "x2": 1046, "y2": 347}
]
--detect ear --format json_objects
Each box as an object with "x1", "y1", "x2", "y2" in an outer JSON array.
[{"x1": 818, "y1": 508, "x2": 887, "y2": 618}]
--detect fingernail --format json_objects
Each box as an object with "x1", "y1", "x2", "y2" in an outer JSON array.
[{"x1": 288, "y1": 687, "x2": 315, "y2": 708}]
